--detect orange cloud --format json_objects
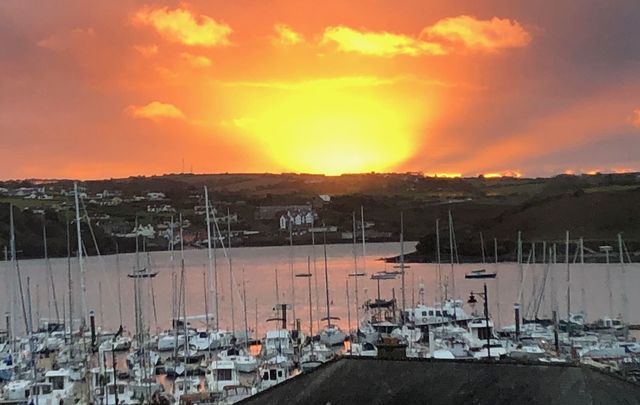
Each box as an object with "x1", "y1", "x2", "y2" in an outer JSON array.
[
  {"x1": 37, "y1": 27, "x2": 95, "y2": 51},
  {"x1": 125, "y1": 101, "x2": 186, "y2": 121},
  {"x1": 424, "y1": 15, "x2": 531, "y2": 52},
  {"x1": 133, "y1": 6, "x2": 231, "y2": 47},
  {"x1": 181, "y1": 52, "x2": 212, "y2": 67},
  {"x1": 482, "y1": 170, "x2": 523, "y2": 178},
  {"x1": 273, "y1": 24, "x2": 303, "y2": 46},
  {"x1": 133, "y1": 44, "x2": 159, "y2": 57},
  {"x1": 322, "y1": 26, "x2": 445, "y2": 57},
  {"x1": 632, "y1": 108, "x2": 640, "y2": 128}
]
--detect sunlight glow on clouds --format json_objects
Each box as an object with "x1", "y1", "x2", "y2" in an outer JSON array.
[
  {"x1": 322, "y1": 26, "x2": 445, "y2": 56},
  {"x1": 133, "y1": 6, "x2": 232, "y2": 47},
  {"x1": 181, "y1": 52, "x2": 212, "y2": 67},
  {"x1": 2, "y1": 0, "x2": 638, "y2": 179},
  {"x1": 125, "y1": 101, "x2": 186, "y2": 121},
  {"x1": 133, "y1": 44, "x2": 159, "y2": 57},
  {"x1": 632, "y1": 108, "x2": 640, "y2": 128},
  {"x1": 37, "y1": 28, "x2": 95, "y2": 51},
  {"x1": 321, "y1": 15, "x2": 530, "y2": 57},
  {"x1": 273, "y1": 24, "x2": 303, "y2": 46},
  {"x1": 424, "y1": 15, "x2": 531, "y2": 52}
]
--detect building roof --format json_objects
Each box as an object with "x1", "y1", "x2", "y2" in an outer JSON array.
[{"x1": 238, "y1": 357, "x2": 640, "y2": 405}]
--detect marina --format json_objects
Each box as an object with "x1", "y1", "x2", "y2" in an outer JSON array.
[{"x1": 1, "y1": 197, "x2": 640, "y2": 403}]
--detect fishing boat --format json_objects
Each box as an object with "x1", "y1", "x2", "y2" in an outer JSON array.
[
  {"x1": 157, "y1": 330, "x2": 186, "y2": 352},
  {"x1": 99, "y1": 335, "x2": 132, "y2": 352},
  {"x1": 44, "y1": 368, "x2": 76, "y2": 404},
  {"x1": 173, "y1": 376, "x2": 201, "y2": 402},
  {"x1": 348, "y1": 341, "x2": 378, "y2": 357},
  {"x1": 27, "y1": 382, "x2": 57, "y2": 405},
  {"x1": 103, "y1": 382, "x2": 138, "y2": 405},
  {"x1": 319, "y1": 324, "x2": 347, "y2": 347},
  {"x1": 263, "y1": 329, "x2": 292, "y2": 356},
  {"x1": 259, "y1": 364, "x2": 291, "y2": 391},
  {"x1": 207, "y1": 360, "x2": 240, "y2": 393},
  {"x1": 391, "y1": 325, "x2": 422, "y2": 343},
  {"x1": 1, "y1": 379, "x2": 31, "y2": 401},
  {"x1": 300, "y1": 341, "x2": 334, "y2": 371},
  {"x1": 218, "y1": 347, "x2": 258, "y2": 373}
]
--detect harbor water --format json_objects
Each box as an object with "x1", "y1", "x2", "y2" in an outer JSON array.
[{"x1": 1, "y1": 242, "x2": 639, "y2": 336}]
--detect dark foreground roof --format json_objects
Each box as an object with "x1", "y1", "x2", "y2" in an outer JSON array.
[{"x1": 240, "y1": 357, "x2": 640, "y2": 405}]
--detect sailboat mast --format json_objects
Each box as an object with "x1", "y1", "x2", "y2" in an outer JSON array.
[
  {"x1": 43, "y1": 220, "x2": 60, "y2": 320},
  {"x1": 204, "y1": 186, "x2": 217, "y2": 329},
  {"x1": 580, "y1": 237, "x2": 586, "y2": 319},
  {"x1": 517, "y1": 231, "x2": 524, "y2": 319},
  {"x1": 66, "y1": 217, "x2": 74, "y2": 353},
  {"x1": 400, "y1": 212, "x2": 406, "y2": 317},
  {"x1": 179, "y1": 213, "x2": 188, "y2": 377},
  {"x1": 242, "y1": 268, "x2": 249, "y2": 348},
  {"x1": 436, "y1": 219, "x2": 442, "y2": 302},
  {"x1": 351, "y1": 212, "x2": 359, "y2": 329},
  {"x1": 289, "y1": 217, "x2": 296, "y2": 329},
  {"x1": 307, "y1": 256, "x2": 313, "y2": 338},
  {"x1": 345, "y1": 278, "x2": 351, "y2": 345},
  {"x1": 448, "y1": 211, "x2": 456, "y2": 300},
  {"x1": 323, "y1": 229, "x2": 331, "y2": 327},
  {"x1": 565, "y1": 230, "x2": 570, "y2": 320},
  {"x1": 618, "y1": 233, "x2": 628, "y2": 321},
  {"x1": 227, "y1": 210, "x2": 235, "y2": 334},
  {"x1": 312, "y1": 229, "x2": 320, "y2": 332},
  {"x1": 73, "y1": 182, "x2": 87, "y2": 326},
  {"x1": 9, "y1": 205, "x2": 30, "y2": 334},
  {"x1": 494, "y1": 237, "x2": 501, "y2": 327},
  {"x1": 359, "y1": 207, "x2": 365, "y2": 326},
  {"x1": 115, "y1": 241, "x2": 123, "y2": 327},
  {"x1": 274, "y1": 268, "x2": 280, "y2": 304}
]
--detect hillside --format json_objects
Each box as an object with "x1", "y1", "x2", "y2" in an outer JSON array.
[{"x1": 0, "y1": 172, "x2": 639, "y2": 260}]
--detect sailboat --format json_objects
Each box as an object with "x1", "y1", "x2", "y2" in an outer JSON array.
[
  {"x1": 318, "y1": 227, "x2": 347, "y2": 347},
  {"x1": 217, "y1": 269, "x2": 258, "y2": 373}
]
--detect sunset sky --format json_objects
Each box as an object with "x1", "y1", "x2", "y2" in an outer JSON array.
[{"x1": 1, "y1": 0, "x2": 639, "y2": 179}]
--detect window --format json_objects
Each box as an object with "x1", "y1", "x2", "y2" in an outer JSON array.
[
  {"x1": 428, "y1": 310, "x2": 434, "y2": 316},
  {"x1": 269, "y1": 369, "x2": 277, "y2": 380},
  {"x1": 435, "y1": 311, "x2": 442, "y2": 317},
  {"x1": 422, "y1": 311, "x2": 428, "y2": 316},
  {"x1": 50, "y1": 376, "x2": 65, "y2": 390},
  {"x1": 278, "y1": 370, "x2": 283, "y2": 377},
  {"x1": 262, "y1": 371, "x2": 269, "y2": 380},
  {"x1": 478, "y1": 327, "x2": 491, "y2": 341},
  {"x1": 217, "y1": 369, "x2": 232, "y2": 381}
]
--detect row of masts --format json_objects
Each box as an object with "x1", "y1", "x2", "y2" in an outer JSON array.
[{"x1": 2, "y1": 192, "x2": 635, "y2": 346}]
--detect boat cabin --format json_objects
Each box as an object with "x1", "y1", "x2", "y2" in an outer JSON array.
[
  {"x1": 208, "y1": 360, "x2": 240, "y2": 392},
  {"x1": 264, "y1": 329, "x2": 291, "y2": 354},
  {"x1": 45, "y1": 368, "x2": 74, "y2": 394},
  {"x1": 260, "y1": 365, "x2": 288, "y2": 390},
  {"x1": 468, "y1": 319, "x2": 495, "y2": 342}
]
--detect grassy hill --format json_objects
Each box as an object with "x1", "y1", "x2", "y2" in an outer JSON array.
[{"x1": 1, "y1": 172, "x2": 639, "y2": 260}]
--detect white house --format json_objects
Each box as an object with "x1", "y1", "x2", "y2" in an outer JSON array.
[
  {"x1": 147, "y1": 192, "x2": 166, "y2": 201},
  {"x1": 304, "y1": 212, "x2": 314, "y2": 225},
  {"x1": 147, "y1": 204, "x2": 176, "y2": 214}
]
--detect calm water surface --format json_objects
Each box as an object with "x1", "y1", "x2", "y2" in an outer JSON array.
[{"x1": 2, "y1": 242, "x2": 639, "y2": 336}]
